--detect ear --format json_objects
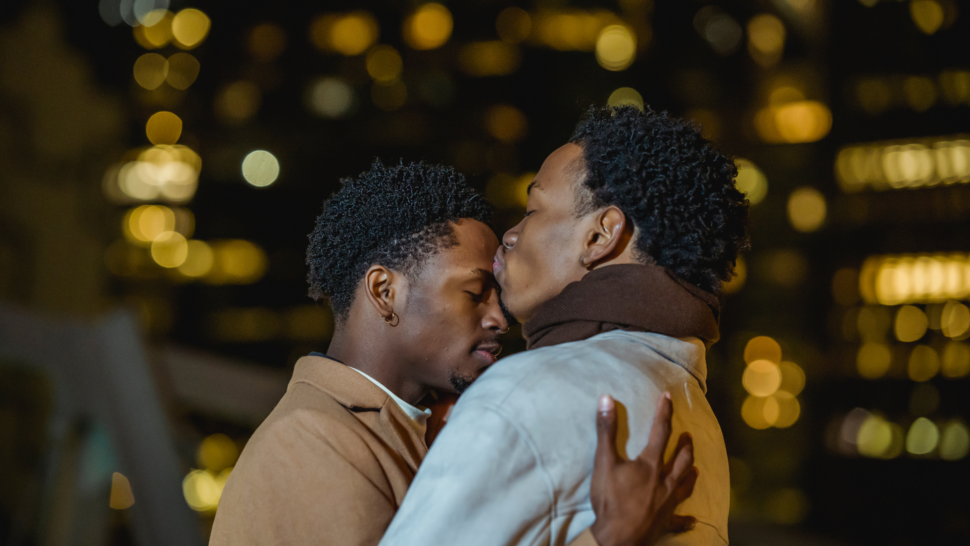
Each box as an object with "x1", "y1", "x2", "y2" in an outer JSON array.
[
  {"x1": 362, "y1": 265, "x2": 400, "y2": 321},
  {"x1": 580, "y1": 206, "x2": 632, "y2": 267}
]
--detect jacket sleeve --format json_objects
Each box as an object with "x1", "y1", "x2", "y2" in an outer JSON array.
[{"x1": 379, "y1": 401, "x2": 556, "y2": 546}]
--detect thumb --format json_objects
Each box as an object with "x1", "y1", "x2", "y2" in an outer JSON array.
[{"x1": 594, "y1": 394, "x2": 620, "y2": 471}]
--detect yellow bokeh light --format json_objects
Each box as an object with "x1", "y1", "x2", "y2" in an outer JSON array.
[
  {"x1": 165, "y1": 53, "x2": 200, "y2": 90},
  {"x1": 744, "y1": 336, "x2": 782, "y2": 364},
  {"x1": 756, "y1": 100, "x2": 832, "y2": 144},
  {"x1": 787, "y1": 186, "x2": 826, "y2": 232},
  {"x1": 734, "y1": 158, "x2": 768, "y2": 205},
  {"x1": 311, "y1": 12, "x2": 380, "y2": 56},
  {"x1": 485, "y1": 172, "x2": 535, "y2": 209},
  {"x1": 134, "y1": 10, "x2": 174, "y2": 49},
  {"x1": 910, "y1": 0, "x2": 944, "y2": 34},
  {"x1": 308, "y1": 77, "x2": 355, "y2": 118},
  {"x1": 940, "y1": 420, "x2": 970, "y2": 461},
  {"x1": 607, "y1": 87, "x2": 644, "y2": 110},
  {"x1": 894, "y1": 304, "x2": 928, "y2": 342},
  {"x1": 133, "y1": 53, "x2": 169, "y2": 90},
  {"x1": 743, "y1": 359, "x2": 782, "y2": 397},
  {"x1": 908, "y1": 344, "x2": 940, "y2": 382},
  {"x1": 242, "y1": 150, "x2": 280, "y2": 187},
  {"x1": 497, "y1": 7, "x2": 532, "y2": 44},
  {"x1": 906, "y1": 417, "x2": 940, "y2": 455},
  {"x1": 172, "y1": 8, "x2": 211, "y2": 50},
  {"x1": 741, "y1": 395, "x2": 772, "y2": 430},
  {"x1": 939, "y1": 70, "x2": 970, "y2": 105},
  {"x1": 857, "y1": 341, "x2": 892, "y2": 379},
  {"x1": 722, "y1": 255, "x2": 746, "y2": 295},
  {"x1": 771, "y1": 391, "x2": 801, "y2": 428},
  {"x1": 366, "y1": 45, "x2": 403, "y2": 82},
  {"x1": 403, "y1": 3, "x2": 453, "y2": 50},
  {"x1": 151, "y1": 231, "x2": 189, "y2": 268},
  {"x1": 215, "y1": 81, "x2": 262, "y2": 124},
  {"x1": 857, "y1": 414, "x2": 893, "y2": 458},
  {"x1": 109, "y1": 472, "x2": 135, "y2": 510},
  {"x1": 485, "y1": 105, "x2": 528, "y2": 143},
  {"x1": 197, "y1": 433, "x2": 239, "y2": 472},
  {"x1": 903, "y1": 76, "x2": 937, "y2": 112},
  {"x1": 145, "y1": 111, "x2": 182, "y2": 145},
  {"x1": 778, "y1": 361, "x2": 806, "y2": 396},
  {"x1": 941, "y1": 300, "x2": 970, "y2": 338},
  {"x1": 941, "y1": 341, "x2": 970, "y2": 378},
  {"x1": 182, "y1": 468, "x2": 231, "y2": 512},
  {"x1": 109, "y1": 146, "x2": 201, "y2": 205},
  {"x1": 860, "y1": 254, "x2": 970, "y2": 306},
  {"x1": 855, "y1": 78, "x2": 892, "y2": 116},
  {"x1": 248, "y1": 23, "x2": 287, "y2": 62},
  {"x1": 371, "y1": 80, "x2": 408, "y2": 111},
  {"x1": 207, "y1": 240, "x2": 268, "y2": 285},
  {"x1": 746, "y1": 13, "x2": 785, "y2": 67},
  {"x1": 177, "y1": 240, "x2": 214, "y2": 278},
  {"x1": 595, "y1": 25, "x2": 636, "y2": 71},
  {"x1": 124, "y1": 205, "x2": 176, "y2": 245},
  {"x1": 458, "y1": 41, "x2": 521, "y2": 77}
]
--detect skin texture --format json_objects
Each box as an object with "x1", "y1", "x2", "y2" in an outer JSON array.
[
  {"x1": 494, "y1": 143, "x2": 640, "y2": 324},
  {"x1": 327, "y1": 219, "x2": 507, "y2": 405}
]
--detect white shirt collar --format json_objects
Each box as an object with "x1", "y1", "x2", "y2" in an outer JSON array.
[{"x1": 349, "y1": 367, "x2": 431, "y2": 437}]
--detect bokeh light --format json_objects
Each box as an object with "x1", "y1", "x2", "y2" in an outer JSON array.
[
  {"x1": 197, "y1": 433, "x2": 239, "y2": 472},
  {"x1": 771, "y1": 391, "x2": 801, "y2": 428},
  {"x1": 836, "y1": 138, "x2": 970, "y2": 192},
  {"x1": 907, "y1": 345, "x2": 940, "y2": 382},
  {"x1": 941, "y1": 300, "x2": 970, "y2": 338},
  {"x1": 787, "y1": 186, "x2": 826, "y2": 232},
  {"x1": 778, "y1": 361, "x2": 806, "y2": 396},
  {"x1": 496, "y1": 7, "x2": 532, "y2": 44},
  {"x1": 484, "y1": 105, "x2": 528, "y2": 143},
  {"x1": 216, "y1": 81, "x2": 262, "y2": 124},
  {"x1": 857, "y1": 413, "x2": 894, "y2": 458},
  {"x1": 151, "y1": 231, "x2": 189, "y2": 268},
  {"x1": 910, "y1": 0, "x2": 945, "y2": 34},
  {"x1": 722, "y1": 255, "x2": 746, "y2": 295},
  {"x1": 248, "y1": 23, "x2": 287, "y2": 62},
  {"x1": 906, "y1": 417, "x2": 940, "y2": 455},
  {"x1": 746, "y1": 14, "x2": 785, "y2": 67},
  {"x1": 165, "y1": 53, "x2": 200, "y2": 90},
  {"x1": 939, "y1": 420, "x2": 970, "y2": 460},
  {"x1": 595, "y1": 25, "x2": 636, "y2": 71},
  {"x1": 860, "y1": 254, "x2": 970, "y2": 305},
  {"x1": 145, "y1": 111, "x2": 182, "y2": 145},
  {"x1": 177, "y1": 240, "x2": 214, "y2": 278},
  {"x1": 694, "y1": 6, "x2": 742, "y2": 56},
  {"x1": 207, "y1": 240, "x2": 269, "y2": 285},
  {"x1": 172, "y1": 8, "x2": 211, "y2": 49},
  {"x1": 133, "y1": 53, "x2": 169, "y2": 90},
  {"x1": 857, "y1": 342, "x2": 892, "y2": 379},
  {"x1": 311, "y1": 12, "x2": 379, "y2": 56},
  {"x1": 183, "y1": 468, "x2": 231, "y2": 512},
  {"x1": 458, "y1": 42, "x2": 521, "y2": 77},
  {"x1": 109, "y1": 472, "x2": 135, "y2": 510},
  {"x1": 744, "y1": 336, "x2": 782, "y2": 364},
  {"x1": 734, "y1": 159, "x2": 768, "y2": 205},
  {"x1": 307, "y1": 77, "x2": 355, "y2": 118},
  {"x1": 486, "y1": 172, "x2": 535, "y2": 209},
  {"x1": 743, "y1": 359, "x2": 782, "y2": 397},
  {"x1": 941, "y1": 341, "x2": 970, "y2": 378},
  {"x1": 607, "y1": 87, "x2": 644, "y2": 110},
  {"x1": 366, "y1": 45, "x2": 403, "y2": 82},
  {"x1": 241, "y1": 150, "x2": 280, "y2": 187},
  {"x1": 403, "y1": 3, "x2": 453, "y2": 50},
  {"x1": 894, "y1": 305, "x2": 928, "y2": 342},
  {"x1": 742, "y1": 395, "x2": 773, "y2": 430},
  {"x1": 124, "y1": 204, "x2": 175, "y2": 246},
  {"x1": 756, "y1": 100, "x2": 832, "y2": 144},
  {"x1": 133, "y1": 9, "x2": 174, "y2": 49}
]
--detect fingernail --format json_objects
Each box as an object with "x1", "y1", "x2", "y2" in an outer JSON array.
[
  {"x1": 664, "y1": 392, "x2": 672, "y2": 400},
  {"x1": 598, "y1": 394, "x2": 613, "y2": 412}
]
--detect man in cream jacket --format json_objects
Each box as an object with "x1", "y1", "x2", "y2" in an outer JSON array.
[{"x1": 380, "y1": 105, "x2": 749, "y2": 545}]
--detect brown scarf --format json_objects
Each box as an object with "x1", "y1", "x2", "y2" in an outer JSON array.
[{"x1": 523, "y1": 263, "x2": 721, "y2": 350}]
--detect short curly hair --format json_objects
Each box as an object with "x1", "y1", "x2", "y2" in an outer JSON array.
[
  {"x1": 307, "y1": 160, "x2": 492, "y2": 322},
  {"x1": 570, "y1": 105, "x2": 749, "y2": 294}
]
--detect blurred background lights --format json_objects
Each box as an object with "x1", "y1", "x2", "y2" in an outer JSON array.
[
  {"x1": 311, "y1": 12, "x2": 380, "y2": 56},
  {"x1": 939, "y1": 420, "x2": 970, "y2": 460},
  {"x1": 206, "y1": 240, "x2": 268, "y2": 285},
  {"x1": 595, "y1": 25, "x2": 636, "y2": 71},
  {"x1": 106, "y1": 145, "x2": 201, "y2": 204},
  {"x1": 941, "y1": 300, "x2": 970, "y2": 338},
  {"x1": 366, "y1": 45, "x2": 403, "y2": 82},
  {"x1": 124, "y1": 204, "x2": 175, "y2": 245},
  {"x1": 734, "y1": 159, "x2": 768, "y2": 205},
  {"x1": 746, "y1": 14, "x2": 785, "y2": 67},
  {"x1": 857, "y1": 341, "x2": 892, "y2": 379},
  {"x1": 133, "y1": 53, "x2": 169, "y2": 90},
  {"x1": 308, "y1": 77, "x2": 355, "y2": 118},
  {"x1": 133, "y1": 0, "x2": 170, "y2": 26},
  {"x1": 371, "y1": 80, "x2": 408, "y2": 111},
  {"x1": 151, "y1": 231, "x2": 188, "y2": 268},
  {"x1": 910, "y1": 0, "x2": 945, "y2": 34},
  {"x1": 197, "y1": 433, "x2": 239, "y2": 472},
  {"x1": 145, "y1": 111, "x2": 182, "y2": 145},
  {"x1": 216, "y1": 81, "x2": 262, "y2": 124},
  {"x1": 744, "y1": 336, "x2": 782, "y2": 364},
  {"x1": 894, "y1": 305, "x2": 928, "y2": 342},
  {"x1": 458, "y1": 42, "x2": 521, "y2": 77},
  {"x1": 242, "y1": 150, "x2": 280, "y2": 187},
  {"x1": 484, "y1": 105, "x2": 528, "y2": 143},
  {"x1": 756, "y1": 100, "x2": 832, "y2": 144},
  {"x1": 722, "y1": 255, "x2": 747, "y2": 295},
  {"x1": 172, "y1": 8, "x2": 211, "y2": 49},
  {"x1": 109, "y1": 472, "x2": 135, "y2": 510},
  {"x1": 743, "y1": 359, "x2": 782, "y2": 397},
  {"x1": 496, "y1": 7, "x2": 532, "y2": 44},
  {"x1": 779, "y1": 361, "x2": 806, "y2": 396},
  {"x1": 856, "y1": 413, "x2": 895, "y2": 458},
  {"x1": 486, "y1": 172, "x2": 535, "y2": 209},
  {"x1": 694, "y1": 6, "x2": 742, "y2": 56},
  {"x1": 182, "y1": 468, "x2": 231, "y2": 512},
  {"x1": 133, "y1": 10, "x2": 174, "y2": 49},
  {"x1": 903, "y1": 76, "x2": 937, "y2": 112},
  {"x1": 403, "y1": 3, "x2": 453, "y2": 50},
  {"x1": 165, "y1": 53, "x2": 200, "y2": 90},
  {"x1": 787, "y1": 186, "x2": 826, "y2": 232},
  {"x1": 248, "y1": 23, "x2": 287, "y2": 63},
  {"x1": 906, "y1": 417, "x2": 940, "y2": 455},
  {"x1": 860, "y1": 254, "x2": 970, "y2": 305},
  {"x1": 607, "y1": 87, "x2": 644, "y2": 110},
  {"x1": 907, "y1": 344, "x2": 940, "y2": 382},
  {"x1": 941, "y1": 341, "x2": 970, "y2": 378},
  {"x1": 836, "y1": 138, "x2": 970, "y2": 192},
  {"x1": 177, "y1": 240, "x2": 214, "y2": 278}
]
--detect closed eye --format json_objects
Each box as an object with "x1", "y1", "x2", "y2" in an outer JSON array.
[{"x1": 466, "y1": 291, "x2": 485, "y2": 302}]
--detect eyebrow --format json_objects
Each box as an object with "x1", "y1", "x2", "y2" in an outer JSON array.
[
  {"x1": 468, "y1": 268, "x2": 493, "y2": 279},
  {"x1": 526, "y1": 180, "x2": 541, "y2": 195}
]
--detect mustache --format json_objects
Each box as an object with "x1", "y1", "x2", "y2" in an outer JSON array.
[{"x1": 496, "y1": 285, "x2": 519, "y2": 327}]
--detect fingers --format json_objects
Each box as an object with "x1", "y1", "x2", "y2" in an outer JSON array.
[
  {"x1": 638, "y1": 392, "x2": 673, "y2": 465},
  {"x1": 594, "y1": 394, "x2": 621, "y2": 469},
  {"x1": 666, "y1": 432, "x2": 694, "y2": 478},
  {"x1": 667, "y1": 515, "x2": 697, "y2": 534},
  {"x1": 672, "y1": 466, "x2": 699, "y2": 504}
]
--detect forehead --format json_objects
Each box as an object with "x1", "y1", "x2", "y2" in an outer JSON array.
[
  {"x1": 533, "y1": 143, "x2": 584, "y2": 195},
  {"x1": 418, "y1": 219, "x2": 499, "y2": 278}
]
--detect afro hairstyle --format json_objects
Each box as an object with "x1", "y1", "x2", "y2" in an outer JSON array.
[
  {"x1": 307, "y1": 160, "x2": 492, "y2": 322},
  {"x1": 569, "y1": 105, "x2": 750, "y2": 295}
]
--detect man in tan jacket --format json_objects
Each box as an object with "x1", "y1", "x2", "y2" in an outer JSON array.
[{"x1": 210, "y1": 161, "x2": 697, "y2": 546}]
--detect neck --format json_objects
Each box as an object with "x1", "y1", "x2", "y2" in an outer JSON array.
[{"x1": 326, "y1": 321, "x2": 430, "y2": 406}]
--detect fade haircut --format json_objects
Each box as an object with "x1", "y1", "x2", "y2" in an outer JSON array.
[
  {"x1": 569, "y1": 105, "x2": 750, "y2": 294},
  {"x1": 307, "y1": 160, "x2": 492, "y2": 322}
]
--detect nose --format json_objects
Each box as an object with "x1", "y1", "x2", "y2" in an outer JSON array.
[
  {"x1": 502, "y1": 226, "x2": 518, "y2": 250},
  {"x1": 483, "y1": 291, "x2": 509, "y2": 333}
]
